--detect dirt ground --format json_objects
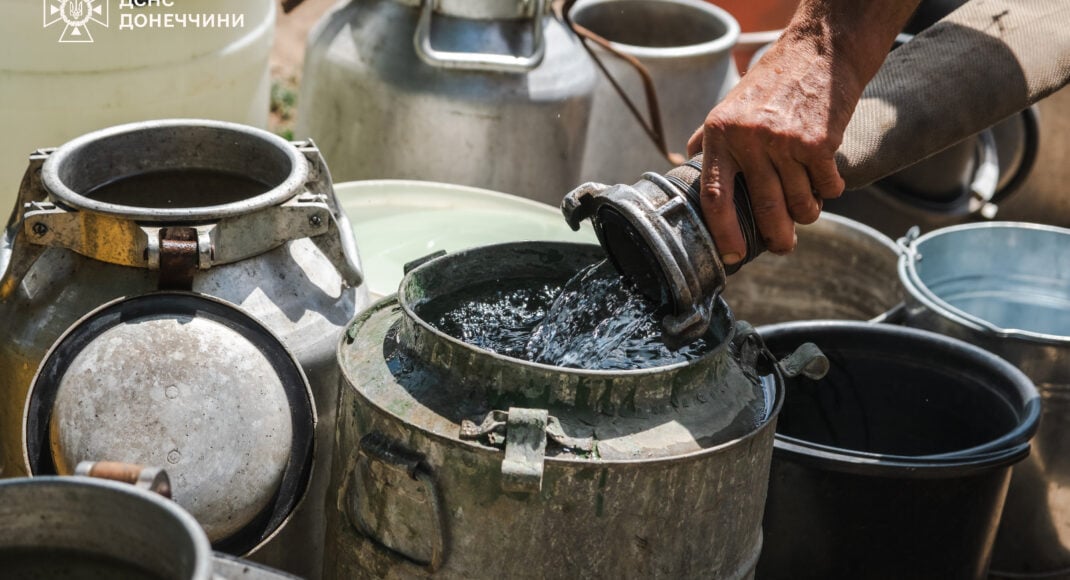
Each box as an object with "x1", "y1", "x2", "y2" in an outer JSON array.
[{"x1": 269, "y1": 0, "x2": 338, "y2": 138}]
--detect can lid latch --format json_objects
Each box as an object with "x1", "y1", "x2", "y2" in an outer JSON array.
[{"x1": 460, "y1": 407, "x2": 595, "y2": 494}]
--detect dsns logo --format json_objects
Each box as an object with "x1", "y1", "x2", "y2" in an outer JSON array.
[{"x1": 44, "y1": 0, "x2": 109, "y2": 43}]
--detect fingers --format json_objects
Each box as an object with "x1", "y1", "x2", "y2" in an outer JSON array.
[
  {"x1": 734, "y1": 146, "x2": 796, "y2": 254},
  {"x1": 699, "y1": 137, "x2": 747, "y2": 266},
  {"x1": 694, "y1": 123, "x2": 840, "y2": 260},
  {"x1": 807, "y1": 156, "x2": 846, "y2": 199},
  {"x1": 687, "y1": 126, "x2": 704, "y2": 158},
  {"x1": 771, "y1": 154, "x2": 822, "y2": 225}
]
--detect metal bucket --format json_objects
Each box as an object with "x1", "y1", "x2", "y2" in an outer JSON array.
[
  {"x1": 0, "y1": 476, "x2": 215, "y2": 580},
  {"x1": 0, "y1": 119, "x2": 368, "y2": 578},
  {"x1": 898, "y1": 222, "x2": 1070, "y2": 578},
  {"x1": 326, "y1": 241, "x2": 827, "y2": 579},
  {"x1": 0, "y1": 475, "x2": 301, "y2": 580},
  {"x1": 572, "y1": 0, "x2": 740, "y2": 184},
  {"x1": 756, "y1": 321, "x2": 1040, "y2": 580},
  {"x1": 720, "y1": 213, "x2": 903, "y2": 326}
]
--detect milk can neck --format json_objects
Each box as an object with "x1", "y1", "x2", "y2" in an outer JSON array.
[
  {"x1": 394, "y1": 242, "x2": 741, "y2": 416},
  {"x1": 41, "y1": 120, "x2": 308, "y2": 223}
]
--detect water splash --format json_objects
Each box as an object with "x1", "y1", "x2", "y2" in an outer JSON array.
[
  {"x1": 420, "y1": 260, "x2": 710, "y2": 370},
  {"x1": 524, "y1": 260, "x2": 708, "y2": 369}
]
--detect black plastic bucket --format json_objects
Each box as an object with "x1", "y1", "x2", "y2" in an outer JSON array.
[{"x1": 754, "y1": 321, "x2": 1040, "y2": 580}]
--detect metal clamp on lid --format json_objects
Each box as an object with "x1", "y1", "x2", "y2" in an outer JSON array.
[{"x1": 562, "y1": 153, "x2": 764, "y2": 346}]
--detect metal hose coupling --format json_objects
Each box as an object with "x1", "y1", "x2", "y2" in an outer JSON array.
[{"x1": 562, "y1": 154, "x2": 764, "y2": 346}]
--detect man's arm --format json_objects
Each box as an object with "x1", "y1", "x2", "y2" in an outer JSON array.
[{"x1": 686, "y1": 0, "x2": 921, "y2": 264}]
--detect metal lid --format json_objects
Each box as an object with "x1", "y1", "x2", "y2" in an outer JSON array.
[{"x1": 24, "y1": 293, "x2": 315, "y2": 555}]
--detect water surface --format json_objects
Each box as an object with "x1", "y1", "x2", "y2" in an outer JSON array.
[{"x1": 420, "y1": 260, "x2": 711, "y2": 370}]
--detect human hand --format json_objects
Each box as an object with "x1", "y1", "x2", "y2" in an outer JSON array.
[
  {"x1": 686, "y1": 38, "x2": 856, "y2": 263},
  {"x1": 686, "y1": 0, "x2": 919, "y2": 265}
]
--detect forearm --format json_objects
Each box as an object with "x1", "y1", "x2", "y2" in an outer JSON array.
[{"x1": 781, "y1": 0, "x2": 922, "y2": 92}]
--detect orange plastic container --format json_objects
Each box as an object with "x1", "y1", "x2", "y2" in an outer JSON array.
[{"x1": 709, "y1": 0, "x2": 799, "y2": 72}]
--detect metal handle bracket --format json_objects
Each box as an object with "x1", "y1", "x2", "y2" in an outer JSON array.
[
  {"x1": 295, "y1": 141, "x2": 365, "y2": 288},
  {"x1": 414, "y1": 0, "x2": 547, "y2": 73}
]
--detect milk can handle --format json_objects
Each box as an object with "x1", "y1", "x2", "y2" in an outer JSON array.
[
  {"x1": 295, "y1": 141, "x2": 365, "y2": 288},
  {"x1": 414, "y1": 0, "x2": 547, "y2": 72}
]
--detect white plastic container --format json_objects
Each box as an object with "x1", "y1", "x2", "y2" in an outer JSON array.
[
  {"x1": 336, "y1": 180, "x2": 597, "y2": 299},
  {"x1": 0, "y1": 0, "x2": 274, "y2": 217}
]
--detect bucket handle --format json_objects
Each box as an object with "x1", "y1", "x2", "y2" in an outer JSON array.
[
  {"x1": 344, "y1": 432, "x2": 447, "y2": 572},
  {"x1": 989, "y1": 105, "x2": 1040, "y2": 205},
  {"x1": 970, "y1": 129, "x2": 1001, "y2": 219},
  {"x1": 414, "y1": 0, "x2": 547, "y2": 73},
  {"x1": 870, "y1": 301, "x2": 911, "y2": 325},
  {"x1": 733, "y1": 321, "x2": 829, "y2": 381}
]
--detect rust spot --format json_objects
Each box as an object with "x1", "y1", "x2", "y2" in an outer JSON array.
[
  {"x1": 85, "y1": 460, "x2": 144, "y2": 484},
  {"x1": 158, "y1": 227, "x2": 198, "y2": 290}
]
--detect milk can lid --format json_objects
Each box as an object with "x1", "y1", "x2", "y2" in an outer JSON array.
[{"x1": 24, "y1": 292, "x2": 315, "y2": 555}]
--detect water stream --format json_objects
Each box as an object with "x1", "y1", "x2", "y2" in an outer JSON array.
[{"x1": 421, "y1": 260, "x2": 710, "y2": 370}]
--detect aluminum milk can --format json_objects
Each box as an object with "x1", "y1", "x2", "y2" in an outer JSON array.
[
  {"x1": 326, "y1": 241, "x2": 828, "y2": 579},
  {"x1": 0, "y1": 119, "x2": 369, "y2": 578},
  {"x1": 297, "y1": 0, "x2": 597, "y2": 206}
]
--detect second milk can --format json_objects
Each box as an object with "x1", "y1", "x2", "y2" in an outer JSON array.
[
  {"x1": 0, "y1": 119, "x2": 368, "y2": 578},
  {"x1": 326, "y1": 241, "x2": 828, "y2": 579},
  {"x1": 297, "y1": 0, "x2": 597, "y2": 206}
]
